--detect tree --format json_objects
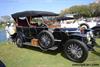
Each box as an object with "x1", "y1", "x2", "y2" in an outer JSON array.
[
  {"x1": 89, "y1": 3, "x2": 100, "y2": 17},
  {"x1": 68, "y1": 5, "x2": 91, "y2": 17},
  {"x1": 60, "y1": 8, "x2": 70, "y2": 17},
  {"x1": 1, "y1": 15, "x2": 11, "y2": 23},
  {"x1": 60, "y1": 3, "x2": 100, "y2": 17}
]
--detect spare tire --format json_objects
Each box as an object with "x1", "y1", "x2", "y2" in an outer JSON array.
[
  {"x1": 80, "y1": 24, "x2": 89, "y2": 29},
  {"x1": 38, "y1": 30, "x2": 55, "y2": 49}
]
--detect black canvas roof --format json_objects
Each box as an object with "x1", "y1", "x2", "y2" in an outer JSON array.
[{"x1": 11, "y1": 11, "x2": 59, "y2": 18}]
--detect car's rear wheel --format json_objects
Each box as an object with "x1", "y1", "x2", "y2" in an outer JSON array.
[
  {"x1": 64, "y1": 39, "x2": 88, "y2": 63},
  {"x1": 38, "y1": 30, "x2": 54, "y2": 49},
  {"x1": 16, "y1": 37, "x2": 24, "y2": 48}
]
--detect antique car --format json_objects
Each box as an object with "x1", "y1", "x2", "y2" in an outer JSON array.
[
  {"x1": 11, "y1": 11, "x2": 96, "y2": 63},
  {"x1": 58, "y1": 17, "x2": 98, "y2": 29},
  {"x1": 57, "y1": 16, "x2": 100, "y2": 37}
]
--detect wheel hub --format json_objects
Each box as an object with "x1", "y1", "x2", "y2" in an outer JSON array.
[
  {"x1": 71, "y1": 49, "x2": 77, "y2": 54},
  {"x1": 41, "y1": 35, "x2": 51, "y2": 46},
  {"x1": 68, "y1": 44, "x2": 83, "y2": 58}
]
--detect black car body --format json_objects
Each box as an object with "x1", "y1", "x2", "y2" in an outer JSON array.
[{"x1": 11, "y1": 11, "x2": 96, "y2": 63}]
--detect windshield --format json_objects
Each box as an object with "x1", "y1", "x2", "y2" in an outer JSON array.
[
  {"x1": 42, "y1": 16, "x2": 60, "y2": 26},
  {"x1": 30, "y1": 16, "x2": 60, "y2": 28}
]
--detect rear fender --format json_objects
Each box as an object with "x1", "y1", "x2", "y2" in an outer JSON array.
[{"x1": 69, "y1": 34, "x2": 86, "y2": 41}]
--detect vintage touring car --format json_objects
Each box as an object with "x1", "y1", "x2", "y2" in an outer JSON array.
[{"x1": 11, "y1": 11, "x2": 96, "y2": 63}]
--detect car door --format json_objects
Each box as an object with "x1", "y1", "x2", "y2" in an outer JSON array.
[
  {"x1": 29, "y1": 17, "x2": 45, "y2": 38},
  {"x1": 36, "y1": 27, "x2": 48, "y2": 34},
  {"x1": 17, "y1": 17, "x2": 30, "y2": 39},
  {"x1": 22, "y1": 27, "x2": 30, "y2": 38},
  {"x1": 29, "y1": 27, "x2": 37, "y2": 38}
]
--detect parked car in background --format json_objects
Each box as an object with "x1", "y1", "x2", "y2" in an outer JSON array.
[
  {"x1": 5, "y1": 22, "x2": 16, "y2": 42},
  {"x1": 57, "y1": 16, "x2": 100, "y2": 37},
  {"x1": 11, "y1": 11, "x2": 96, "y2": 63},
  {"x1": 59, "y1": 17, "x2": 98, "y2": 29}
]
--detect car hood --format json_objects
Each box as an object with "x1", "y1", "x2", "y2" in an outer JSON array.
[{"x1": 55, "y1": 28, "x2": 80, "y2": 32}]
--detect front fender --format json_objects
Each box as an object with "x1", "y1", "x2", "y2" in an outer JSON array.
[
  {"x1": 69, "y1": 33, "x2": 86, "y2": 41},
  {"x1": 70, "y1": 33, "x2": 86, "y2": 37}
]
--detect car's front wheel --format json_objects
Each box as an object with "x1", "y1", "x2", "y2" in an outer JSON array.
[{"x1": 64, "y1": 39, "x2": 88, "y2": 63}]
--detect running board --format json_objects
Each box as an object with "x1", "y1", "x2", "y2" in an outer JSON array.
[
  {"x1": 54, "y1": 39, "x2": 61, "y2": 42},
  {"x1": 23, "y1": 42, "x2": 31, "y2": 46},
  {"x1": 23, "y1": 42, "x2": 58, "y2": 51},
  {"x1": 48, "y1": 46, "x2": 58, "y2": 50}
]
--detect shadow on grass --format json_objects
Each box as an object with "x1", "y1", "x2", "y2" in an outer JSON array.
[
  {"x1": 24, "y1": 45, "x2": 62, "y2": 55},
  {"x1": 91, "y1": 42, "x2": 100, "y2": 57},
  {"x1": 24, "y1": 45, "x2": 76, "y2": 63},
  {"x1": 92, "y1": 42, "x2": 100, "y2": 57},
  {"x1": 95, "y1": 43, "x2": 100, "y2": 48},
  {"x1": 23, "y1": 45, "x2": 74, "y2": 62},
  {"x1": 91, "y1": 51, "x2": 100, "y2": 57}
]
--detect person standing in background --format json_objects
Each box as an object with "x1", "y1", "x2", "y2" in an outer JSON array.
[
  {"x1": 5, "y1": 22, "x2": 10, "y2": 41},
  {"x1": 5, "y1": 22, "x2": 16, "y2": 41}
]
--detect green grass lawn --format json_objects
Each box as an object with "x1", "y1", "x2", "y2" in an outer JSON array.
[{"x1": 0, "y1": 39, "x2": 100, "y2": 67}]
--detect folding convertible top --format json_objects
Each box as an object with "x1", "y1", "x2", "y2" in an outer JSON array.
[{"x1": 11, "y1": 11, "x2": 59, "y2": 18}]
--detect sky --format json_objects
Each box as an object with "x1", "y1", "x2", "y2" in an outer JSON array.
[{"x1": 0, "y1": 0, "x2": 94, "y2": 16}]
